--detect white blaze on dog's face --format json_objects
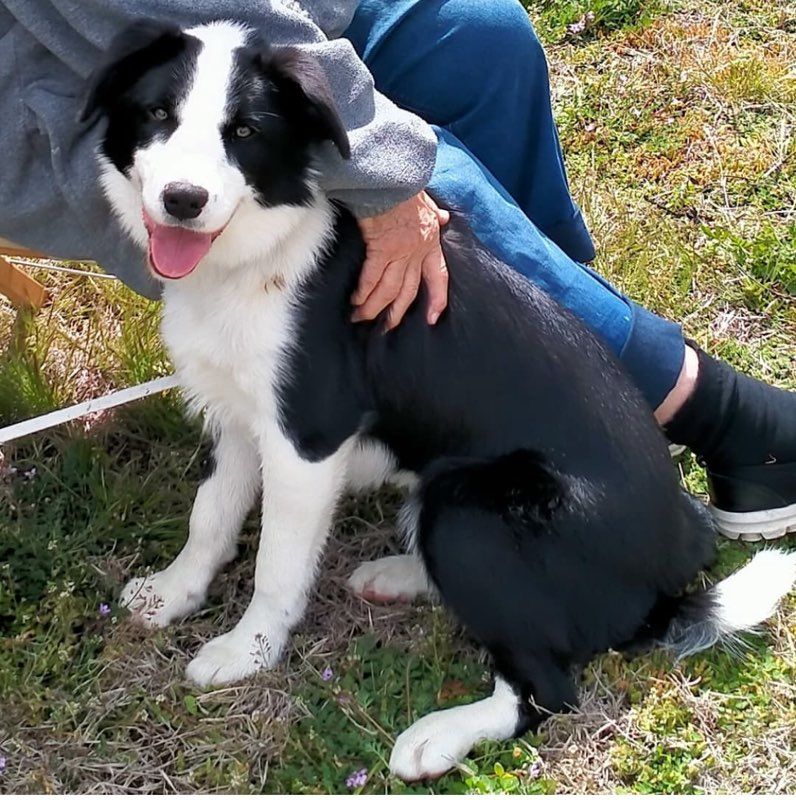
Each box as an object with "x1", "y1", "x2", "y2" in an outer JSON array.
[
  {"x1": 82, "y1": 20, "x2": 350, "y2": 280},
  {"x1": 137, "y1": 24, "x2": 249, "y2": 260}
]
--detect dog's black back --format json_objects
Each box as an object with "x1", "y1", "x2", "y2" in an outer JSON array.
[{"x1": 279, "y1": 206, "x2": 715, "y2": 727}]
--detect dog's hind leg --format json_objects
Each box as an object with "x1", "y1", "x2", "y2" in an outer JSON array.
[
  {"x1": 346, "y1": 439, "x2": 418, "y2": 495},
  {"x1": 389, "y1": 453, "x2": 580, "y2": 781},
  {"x1": 121, "y1": 421, "x2": 260, "y2": 627},
  {"x1": 347, "y1": 554, "x2": 432, "y2": 603},
  {"x1": 346, "y1": 463, "x2": 425, "y2": 603},
  {"x1": 347, "y1": 488, "x2": 436, "y2": 603}
]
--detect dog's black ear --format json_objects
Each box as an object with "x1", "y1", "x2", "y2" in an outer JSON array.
[
  {"x1": 268, "y1": 47, "x2": 351, "y2": 160},
  {"x1": 80, "y1": 20, "x2": 186, "y2": 123}
]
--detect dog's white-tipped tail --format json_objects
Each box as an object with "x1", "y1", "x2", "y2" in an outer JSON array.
[
  {"x1": 712, "y1": 550, "x2": 796, "y2": 630},
  {"x1": 662, "y1": 550, "x2": 796, "y2": 659}
]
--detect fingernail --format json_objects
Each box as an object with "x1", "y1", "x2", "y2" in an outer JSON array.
[{"x1": 429, "y1": 311, "x2": 440, "y2": 325}]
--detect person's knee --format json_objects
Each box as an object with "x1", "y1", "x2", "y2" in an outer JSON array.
[{"x1": 439, "y1": 0, "x2": 546, "y2": 77}]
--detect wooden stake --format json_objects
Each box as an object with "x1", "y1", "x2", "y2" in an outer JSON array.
[{"x1": 0, "y1": 255, "x2": 48, "y2": 309}]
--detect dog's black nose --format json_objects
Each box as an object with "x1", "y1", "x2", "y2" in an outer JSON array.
[{"x1": 162, "y1": 182, "x2": 209, "y2": 221}]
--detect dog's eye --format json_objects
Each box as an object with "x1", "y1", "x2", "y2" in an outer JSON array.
[
  {"x1": 149, "y1": 107, "x2": 170, "y2": 122},
  {"x1": 234, "y1": 124, "x2": 255, "y2": 139}
]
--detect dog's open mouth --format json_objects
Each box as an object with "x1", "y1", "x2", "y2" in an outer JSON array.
[{"x1": 143, "y1": 211, "x2": 222, "y2": 280}]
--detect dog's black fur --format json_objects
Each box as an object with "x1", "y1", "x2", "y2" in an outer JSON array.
[
  {"x1": 280, "y1": 204, "x2": 717, "y2": 726},
  {"x1": 87, "y1": 23, "x2": 725, "y2": 736}
]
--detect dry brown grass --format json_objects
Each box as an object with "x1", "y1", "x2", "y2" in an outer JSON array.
[{"x1": 2, "y1": 0, "x2": 795, "y2": 793}]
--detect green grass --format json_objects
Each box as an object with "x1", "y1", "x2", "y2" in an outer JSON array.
[
  {"x1": 529, "y1": 0, "x2": 668, "y2": 42},
  {"x1": 1, "y1": 0, "x2": 795, "y2": 792}
]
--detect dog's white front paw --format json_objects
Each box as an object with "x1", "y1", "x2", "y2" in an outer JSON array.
[
  {"x1": 121, "y1": 568, "x2": 207, "y2": 628},
  {"x1": 347, "y1": 555, "x2": 431, "y2": 603},
  {"x1": 389, "y1": 710, "x2": 473, "y2": 782},
  {"x1": 185, "y1": 603, "x2": 288, "y2": 687}
]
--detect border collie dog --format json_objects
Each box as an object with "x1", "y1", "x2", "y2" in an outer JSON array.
[{"x1": 84, "y1": 20, "x2": 796, "y2": 781}]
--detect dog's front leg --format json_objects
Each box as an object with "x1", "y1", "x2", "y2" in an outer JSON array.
[
  {"x1": 186, "y1": 422, "x2": 350, "y2": 688},
  {"x1": 121, "y1": 421, "x2": 260, "y2": 627}
]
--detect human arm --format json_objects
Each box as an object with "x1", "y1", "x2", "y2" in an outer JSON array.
[
  {"x1": 2, "y1": 0, "x2": 445, "y2": 309},
  {"x1": 3, "y1": 0, "x2": 437, "y2": 217}
]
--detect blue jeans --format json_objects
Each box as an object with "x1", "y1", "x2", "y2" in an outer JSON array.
[{"x1": 345, "y1": 0, "x2": 686, "y2": 408}]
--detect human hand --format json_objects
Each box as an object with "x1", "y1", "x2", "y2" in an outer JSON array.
[{"x1": 353, "y1": 191, "x2": 450, "y2": 330}]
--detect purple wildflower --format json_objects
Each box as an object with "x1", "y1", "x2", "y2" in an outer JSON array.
[
  {"x1": 321, "y1": 667, "x2": 334, "y2": 682},
  {"x1": 99, "y1": 603, "x2": 111, "y2": 617},
  {"x1": 528, "y1": 761, "x2": 542, "y2": 779},
  {"x1": 0, "y1": 755, "x2": 6, "y2": 774},
  {"x1": 567, "y1": 11, "x2": 594, "y2": 35},
  {"x1": 568, "y1": 18, "x2": 586, "y2": 34},
  {"x1": 345, "y1": 768, "x2": 368, "y2": 789}
]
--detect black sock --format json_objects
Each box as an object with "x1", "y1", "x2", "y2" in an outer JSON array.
[{"x1": 664, "y1": 347, "x2": 796, "y2": 469}]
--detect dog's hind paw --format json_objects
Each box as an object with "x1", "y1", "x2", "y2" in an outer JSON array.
[
  {"x1": 347, "y1": 555, "x2": 432, "y2": 604},
  {"x1": 121, "y1": 569, "x2": 206, "y2": 628}
]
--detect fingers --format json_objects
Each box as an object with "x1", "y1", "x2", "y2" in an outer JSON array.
[
  {"x1": 351, "y1": 253, "x2": 387, "y2": 307},
  {"x1": 352, "y1": 259, "x2": 412, "y2": 323},
  {"x1": 353, "y1": 249, "x2": 448, "y2": 327},
  {"x1": 385, "y1": 262, "x2": 423, "y2": 331},
  {"x1": 421, "y1": 246, "x2": 449, "y2": 325},
  {"x1": 353, "y1": 192, "x2": 450, "y2": 329}
]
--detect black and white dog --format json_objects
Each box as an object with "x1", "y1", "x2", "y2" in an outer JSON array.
[{"x1": 83, "y1": 20, "x2": 796, "y2": 781}]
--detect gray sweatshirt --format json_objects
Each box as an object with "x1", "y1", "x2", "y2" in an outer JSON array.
[{"x1": 0, "y1": 1, "x2": 437, "y2": 296}]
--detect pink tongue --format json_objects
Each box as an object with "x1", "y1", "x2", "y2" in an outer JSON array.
[{"x1": 148, "y1": 223, "x2": 213, "y2": 279}]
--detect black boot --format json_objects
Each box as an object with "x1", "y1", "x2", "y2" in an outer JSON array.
[{"x1": 665, "y1": 347, "x2": 796, "y2": 542}]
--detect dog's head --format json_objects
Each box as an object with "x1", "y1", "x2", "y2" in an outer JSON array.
[{"x1": 82, "y1": 20, "x2": 349, "y2": 280}]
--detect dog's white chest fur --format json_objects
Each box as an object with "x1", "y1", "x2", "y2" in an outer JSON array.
[
  {"x1": 159, "y1": 201, "x2": 334, "y2": 433},
  {"x1": 162, "y1": 274, "x2": 295, "y2": 430}
]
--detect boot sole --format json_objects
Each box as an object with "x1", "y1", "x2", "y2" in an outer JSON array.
[{"x1": 710, "y1": 502, "x2": 796, "y2": 542}]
